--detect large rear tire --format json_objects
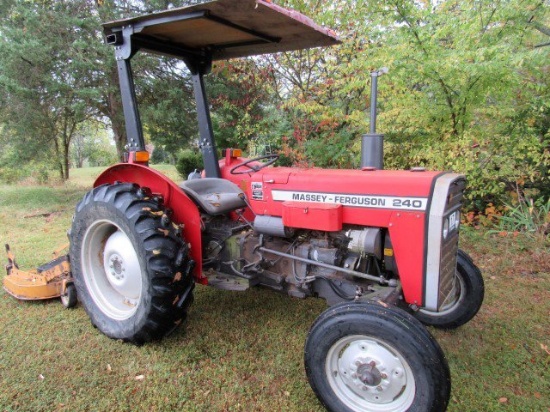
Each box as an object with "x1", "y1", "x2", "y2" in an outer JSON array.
[
  {"x1": 415, "y1": 249, "x2": 484, "y2": 329},
  {"x1": 305, "y1": 302, "x2": 451, "y2": 412},
  {"x1": 70, "y1": 183, "x2": 195, "y2": 344}
]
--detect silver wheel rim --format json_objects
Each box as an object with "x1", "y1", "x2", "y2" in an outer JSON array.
[
  {"x1": 326, "y1": 335, "x2": 415, "y2": 411},
  {"x1": 61, "y1": 290, "x2": 70, "y2": 306},
  {"x1": 419, "y1": 270, "x2": 466, "y2": 317},
  {"x1": 81, "y1": 220, "x2": 142, "y2": 320}
]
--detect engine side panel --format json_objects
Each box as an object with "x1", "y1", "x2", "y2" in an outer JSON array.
[{"x1": 387, "y1": 211, "x2": 427, "y2": 305}]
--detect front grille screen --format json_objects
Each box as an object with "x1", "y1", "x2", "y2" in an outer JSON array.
[{"x1": 437, "y1": 179, "x2": 465, "y2": 309}]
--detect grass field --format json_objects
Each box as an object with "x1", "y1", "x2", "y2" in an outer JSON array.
[{"x1": 0, "y1": 166, "x2": 548, "y2": 411}]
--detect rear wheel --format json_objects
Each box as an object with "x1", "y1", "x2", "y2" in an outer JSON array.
[
  {"x1": 70, "y1": 183, "x2": 195, "y2": 344},
  {"x1": 305, "y1": 302, "x2": 450, "y2": 412},
  {"x1": 415, "y1": 249, "x2": 484, "y2": 329}
]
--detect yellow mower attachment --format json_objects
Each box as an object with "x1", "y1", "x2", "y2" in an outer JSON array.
[{"x1": 3, "y1": 243, "x2": 76, "y2": 308}]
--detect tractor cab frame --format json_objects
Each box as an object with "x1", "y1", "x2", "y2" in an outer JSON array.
[{"x1": 103, "y1": 0, "x2": 339, "y2": 176}]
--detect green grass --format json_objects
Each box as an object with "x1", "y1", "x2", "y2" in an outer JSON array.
[{"x1": 0, "y1": 167, "x2": 548, "y2": 411}]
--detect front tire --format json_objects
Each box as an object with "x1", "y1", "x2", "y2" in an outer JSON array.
[
  {"x1": 70, "y1": 183, "x2": 195, "y2": 344},
  {"x1": 415, "y1": 249, "x2": 484, "y2": 329},
  {"x1": 305, "y1": 302, "x2": 450, "y2": 412}
]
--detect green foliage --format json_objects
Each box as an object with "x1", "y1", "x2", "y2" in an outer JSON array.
[
  {"x1": 209, "y1": 60, "x2": 276, "y2": 150},
  {"x1": 495, "y1": 197, "x2": 550, "y2": 237},
  {"x1": 137, "y1": 57, "x2": 198, "y2": 155},
  {"x1": 150, "y1": 146, "x2": 172, "y2": 164},
  {"x1": 0, "y1": 0, "x2": 548, "y2": 215},
  {"x1": 175, "y1": 149, "x2": 203, "y2": 179},
  {"x1": 275, "y1": 0, "x2": 550, "y2": 214},
  {"x1": 71, "y1": 124, "x2": 118, "y2": 168},
  {"x1": 0, "y1": 166, "x2": 25, "y2": 185},
  {"x1": 0, "y1": 0, "x2": 101, "y2": 180}
]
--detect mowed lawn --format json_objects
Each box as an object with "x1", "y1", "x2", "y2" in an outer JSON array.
[{"x1": 0, "y1": 166, "x2": 548, "y2": 411}]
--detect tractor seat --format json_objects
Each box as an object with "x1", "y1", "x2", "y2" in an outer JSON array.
[{"x1": 179, "y1": 178, "x2": 247, "y2": 215}]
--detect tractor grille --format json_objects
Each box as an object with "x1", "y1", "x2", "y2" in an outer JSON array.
[{"x1": 437, "y1": 179, "x2": 465, "y2": 309}]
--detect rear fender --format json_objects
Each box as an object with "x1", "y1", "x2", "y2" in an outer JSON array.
[{"x1": 94, "y1": 164, "x2": 206, "y2": 284}]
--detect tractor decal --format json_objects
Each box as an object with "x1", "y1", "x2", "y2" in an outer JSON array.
[{"x1": 272, "y1": 190, "x2": 428, "y2": 211}]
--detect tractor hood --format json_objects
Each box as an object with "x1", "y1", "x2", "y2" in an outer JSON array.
[{"x1": 222, "y1": 165, "x2": 458, "y2": 229}]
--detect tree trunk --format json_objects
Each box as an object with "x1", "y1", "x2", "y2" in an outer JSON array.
[
  {"x1": 52, "y1": 133, "x2": 65, "y2": 181},
  {"x1": 63, "y1": 141, "x2": 70, "y2": 180}
]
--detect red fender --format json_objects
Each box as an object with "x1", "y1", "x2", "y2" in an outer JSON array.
[{"x1": 94, "y1": 164, "x2": 206, "y2": 284}]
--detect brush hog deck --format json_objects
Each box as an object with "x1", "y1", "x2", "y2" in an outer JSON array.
[{"x1": 3, "y1": 244, "x2": 76, "y2": 308}]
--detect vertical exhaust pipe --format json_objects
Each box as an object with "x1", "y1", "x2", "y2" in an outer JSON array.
[{"x1": 361, "y1": 67, "x2": 388, "y2": 170}]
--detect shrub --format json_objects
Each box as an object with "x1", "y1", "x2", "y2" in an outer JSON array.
[
  {"x1": 0, "y1": 167, "x2": 26, "y2": 184},
  {"x1": 494, "y1": 197, "x2": 550, "y2": 237},
  {"x1": 175, "y1": 150, "x2": 203, "y2": 179}
]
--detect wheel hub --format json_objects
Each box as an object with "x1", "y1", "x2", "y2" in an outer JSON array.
[
  {"x1": 327, "y1": 336, "x2": 414, "y2": 409},
  {"x1": 108, "y1": 255, "x2": 125, "y2": 281},
  {"x1": 103, "y1": 230, "x2": 142, "y2": 301},
  {"x1": 357, "y1": 361, "x2": 383, "y2": 387}
]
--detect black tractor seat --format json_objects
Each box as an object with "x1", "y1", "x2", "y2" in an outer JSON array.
[{"x1": 179, "y1": 178, "x2": 247, "y2": 215}]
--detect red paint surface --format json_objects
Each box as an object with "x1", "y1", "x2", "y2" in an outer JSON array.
[
  {"x1": 282, "y1": 202, "x2": 342, "y2": 231},
  {"x1": 93, "y1": 159, "x2": 442, "y2": 303},
  {"x1": 221, "y1": 159, "x2": 440, "y2": 305}
]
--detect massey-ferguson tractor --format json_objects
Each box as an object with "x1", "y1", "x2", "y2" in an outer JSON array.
[{"x1": 20, "y1": 1, "x2": 487, "y2": 411}]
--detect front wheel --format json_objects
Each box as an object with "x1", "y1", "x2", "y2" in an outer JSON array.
[
  {"x1": 305, "y1": 302, "x2": 450, "y2": 412},
  {"x1": 70, "y1": 183, "x2": 195, "y2": 344},
  {"x1": 415, "y1": 249, "x2": 484, "y2": 329},
  {"x1": 60, "y1": 283, "x2": 77, "y2": 308}
]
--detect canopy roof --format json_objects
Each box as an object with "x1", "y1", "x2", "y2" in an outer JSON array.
[{"x1": 103, "y1": 0, "x2": 340, "y2": 61}]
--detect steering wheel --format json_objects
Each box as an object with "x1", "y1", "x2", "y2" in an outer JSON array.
[{"x1": 229, "y1": 154, "x2": 280, "y2": 175}]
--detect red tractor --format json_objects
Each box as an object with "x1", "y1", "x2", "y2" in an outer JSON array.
[{"x1": 68, "y1": 1, "x2": 484, "y2": 410}]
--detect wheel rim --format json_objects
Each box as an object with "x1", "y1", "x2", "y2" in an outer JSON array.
[
  {"x1": 419, "y1": 269, "x2": 466, "y2": 317},
  {"x1": 81, "y1": 220, "x2": 142, "y2": 320},
  {"x1": 60, "y1": 292, "x2": 69, "y2": 306},
  {"x1": 325, "y1": 335, "x2": 415, "y2": 412}
]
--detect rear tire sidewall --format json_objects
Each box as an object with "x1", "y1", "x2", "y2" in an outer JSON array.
[
  {"x1": 71, "y1": 201, "x2": 152, "y2": 340},
  {"x1": 305, "y1": 302, "x2": 450, "y2": 412}
]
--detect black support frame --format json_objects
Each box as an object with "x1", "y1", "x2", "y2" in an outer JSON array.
[
  {"x1": 110, "y1": 23, "x2": 212, "y2": 171},
  {"x1": 116, "y1": 58, "x2": 145, "y2": 152},
  {"x1": 107, "y1": 11, "x2": 278, "y2": 177}
]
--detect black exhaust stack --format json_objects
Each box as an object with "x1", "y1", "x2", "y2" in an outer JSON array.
[{"x1": 361, "y1": 67, "x2": 388, "y2": 170}]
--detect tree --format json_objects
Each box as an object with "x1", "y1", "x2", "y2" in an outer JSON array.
[
  {"x1": 0, "y1": 0, "x2": 99, "y2": 180},
  {"x1": 0, "y1": 0, "x2": 205, "y2": 178},
  {"x1": 273, "y1": 0, "x2": 549, "y2": 209},
  {"x1": 71, "y1": 123, "x2": 118, "y2": 168}
]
